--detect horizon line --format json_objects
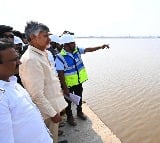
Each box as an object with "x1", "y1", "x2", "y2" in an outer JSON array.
[{"x1": 75, "y1": 36, "x2": 160, "y2": 38}]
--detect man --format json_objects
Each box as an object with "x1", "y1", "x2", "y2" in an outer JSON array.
[
  {"x1": 55, "y1": 34, "x2": 110, "y2": 126},
  {"x1": 0, "y1": 39, "x2": 53, "y2": 143},
  {"x1": 19, "y1": 21, "x2": 67, "y2": 143},
  {"x1": 14, "y1": 36, "x2": 24, "y2": 56},
  {"x1": 47, "y1": 34, "x2": 66, "y2": 137},
  {"x1": 0, "y1": 26, "x2": 24, "y2": 86},
  {"x1": 14, "y1": 36, "x2": 24, "y2": 86},
  {"x1": 48, "y1": 34, "x2": 62, "y2": 60},
  {"x1": 0, "y1": 25, "x2": 14, "y2": 43}
]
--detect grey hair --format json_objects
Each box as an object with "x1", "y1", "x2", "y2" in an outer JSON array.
[{"x1": 25, "y1": 21, "x2": 50, "y2": 42}]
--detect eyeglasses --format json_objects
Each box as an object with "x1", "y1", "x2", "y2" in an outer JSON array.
[{"x1": 0, "y1": 56, "x2": 20, "y2": 64}]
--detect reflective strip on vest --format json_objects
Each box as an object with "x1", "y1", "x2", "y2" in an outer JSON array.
[
  {"x1": 65, "y1": 68, "x2": 88, "y2": 87},
  {"x1": 58, "y1": 48, "x2": 88, "y2": 87}
]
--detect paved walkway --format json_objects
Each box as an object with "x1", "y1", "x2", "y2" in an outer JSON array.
[{"x1": 58, "y1": 103, "x2": 121, "y2": 143}]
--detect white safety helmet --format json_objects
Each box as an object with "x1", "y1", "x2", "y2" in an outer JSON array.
[
  {"x1": 60, "y1": 34, "x2": 75, "y2": 45},
  {"x1": 14, "y1": 36, "x2": 24, "y2": 45},
  {"x1": 49, "y1": 35, "x2": 60, "y2": 44}
]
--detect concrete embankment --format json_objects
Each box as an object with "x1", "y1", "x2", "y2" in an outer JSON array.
[{"x1": 58, "y1": 103, "x2": 122, "y2": 143}]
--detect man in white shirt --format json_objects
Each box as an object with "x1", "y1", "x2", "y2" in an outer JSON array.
[{"x1": 0, "y1": 39, "x2": 53, "y2": 143}]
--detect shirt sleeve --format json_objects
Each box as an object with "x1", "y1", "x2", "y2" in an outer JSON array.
[
  {"x1": 47, "y1": 50, "x2": 55, "y2": 66},
  {"x1": 19, "y1": 59, "x2": 57, "y2": 118},
  {"x1": 78, "y1": 47, "x2": 85, "y2": 54},
  {"x1": 0, "y1": 96, "x2": 14, "y2": 143},
  {"x1": 55, "y1": 57, "x2": 65, "y2": 71}
]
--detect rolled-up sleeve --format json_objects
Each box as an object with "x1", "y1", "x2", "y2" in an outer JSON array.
[
  {"x1": 20, "y1": 59, "x2": 57, "y2": 118},
  {"x1": 78, "y1": 47, "x2": 85, "y2": 54},
  {"x1": 0, "y1": 97, "x2": 14, "y2": 143}
]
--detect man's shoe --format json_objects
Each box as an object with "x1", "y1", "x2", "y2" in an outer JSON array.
[
  {"x1": 59, "y1": 121, "x2": 65, "y2": 127},
  {"x1": 77, "y1": 112, "x2": 87, "y2": 120},
  {"x1": 67, "y1": 117, "x2": 77, "y2": 126},
  {"x1": 58, "y1": 140, "x2": 68, "y2": 143}
]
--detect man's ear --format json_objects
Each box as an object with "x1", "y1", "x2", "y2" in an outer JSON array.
[
  {"x1": 30, "y1": 34, "x2": 36, "y2": 40},
  {"x1": 30, "y1": 34, "x2": 39, "y2": 43}
]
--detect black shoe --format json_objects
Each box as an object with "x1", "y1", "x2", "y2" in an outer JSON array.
[
  {"x1": 67, "y1": 116, "x2": 77, "y2": 126},
  {"x1": 77, "y1": 112, "x2": 87, "y2": 120},
  {"x1": 58, "y1": 140, "x2": 68, "y2": 143},
  {"x1": 59, "y1": 121, "x2": 65, "y2": 127}
]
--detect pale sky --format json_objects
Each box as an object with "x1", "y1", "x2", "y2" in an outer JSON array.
[{"x1": 1, "y1": 0, "x2": 160, "y2": 36}]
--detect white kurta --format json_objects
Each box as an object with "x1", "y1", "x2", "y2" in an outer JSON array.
[
  {"x1": 19, "y1": 45, "x2": 67, "y2": 119},
  {"x1": 0, "y1": 76, "x2": 53, "y2": 143}
]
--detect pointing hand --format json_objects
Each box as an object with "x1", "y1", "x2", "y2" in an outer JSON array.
[{"x1": 102, "y1": 44, "x2": 110, "y2": 49}]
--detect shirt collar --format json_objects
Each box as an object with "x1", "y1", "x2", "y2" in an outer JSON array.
[
  {"x1": 0, "y1": 76, "x2": 17, "y2": 87},
  {"x1": 29, "y1": 45, "x2": 47, "y2": 56},
  {"x1": 61, "y1": 47, "x2": 78, "y2": 55}
]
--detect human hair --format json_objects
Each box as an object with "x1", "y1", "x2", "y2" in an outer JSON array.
[
  {"x1": 25, "y1": 21, "x2": 50, "y2": 42},
  {"x1": 0, "y1": 38, "x2": 14, "y2": 64},
  {"x1": 0, "y1": 25, "x2": 13, "y2": 38},
  {"x1": 13, "y1": 30, "x2": 23, "y2": 39}
]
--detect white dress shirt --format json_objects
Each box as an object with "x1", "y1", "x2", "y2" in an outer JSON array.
[
  {"x1": 47, "y1": 50, "x2": 58, "y2": 75},
  {"x1": 0, "y1": 76, "x2": 53, "y2": 143}
]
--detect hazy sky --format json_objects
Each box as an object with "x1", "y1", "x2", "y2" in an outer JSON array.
[{"x1": 1, "y1": 0, "x2": 160, "y2": 36}]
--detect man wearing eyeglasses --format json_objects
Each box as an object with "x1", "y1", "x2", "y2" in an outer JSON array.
[
  {"x1": 0, "y1": 25, "x2": 24, "y2": 86},
  {"x1": 0, "y1": 39, "x2": 53, "y2": 143},
  {"x1": 0, "y1": 25, "x2": 14, "y2": 43}
]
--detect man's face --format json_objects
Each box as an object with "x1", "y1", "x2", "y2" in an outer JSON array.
[
  {"x1": 34, "y1": 31, "x2": 50, "y2": 50},
  {"x1": 68, "y1": 42, "x2": 76, "y2": 52},
  {"x1": 56, "y1": 43, "x2": 62, "y2": 52},
  {"x1": 50, "y1": 42, "x2": 62, "y2": 52},
  {"x1": 14, "y1": 43, "x2": 22, "y2": 55},
  {"x1": 50, "y1": 42, "x2": 56, "y2": 49},
  {"x1": 0, "y1": 48, "x2": 21, "y2": 79}
]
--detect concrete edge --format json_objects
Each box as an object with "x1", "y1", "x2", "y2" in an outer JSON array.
[{"x1": 83, "y1": 103, "x2": 122, "y2": 143}]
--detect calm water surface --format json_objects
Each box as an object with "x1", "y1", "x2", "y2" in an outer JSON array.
[{"x1": 76, "y1": 38, "x2": 160, "y2": 143}]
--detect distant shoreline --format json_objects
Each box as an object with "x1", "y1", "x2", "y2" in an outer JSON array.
[{"x1": 76, "y1": 36, "x2": 160, "y2": 39}]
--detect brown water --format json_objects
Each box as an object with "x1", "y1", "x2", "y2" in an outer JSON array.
[{"x1": 76, "y1": 38, "x2": 160, "y2": 143}]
